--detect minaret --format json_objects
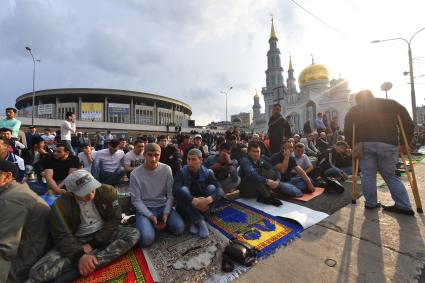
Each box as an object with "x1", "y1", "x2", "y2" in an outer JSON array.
[
  {"x1": 262, "y1": 17, "x2": 287, "y2": 120},
  {"x1": 265, "y1": 18, "x2": 284, "y2": 89},
  {"x1": 286, "y1": 55, "x2": 297, "y2": 95},
  {"x1": 252, "y1": 91, "x2": 261, "y2": 122}
]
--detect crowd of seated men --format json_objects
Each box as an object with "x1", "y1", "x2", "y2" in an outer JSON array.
[{"x1": 3, "y1": 104, "x2": 424, "y2": 282}]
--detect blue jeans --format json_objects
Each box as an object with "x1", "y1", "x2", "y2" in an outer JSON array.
[
  {"x1": 175, "y1": 185, "x2": 219, "y2": 224},
  {"x1": 324, "y1": 166, "x2": 352, "y2": 178},
  {"x1": 360, "y1": 142, "x2": 411, "y2": 209},
  {"x1": 27, "y1": 180, "x2": 48, "y2": 195},
  {"x1": 135, "y1": 206, "x2": 185, "y2": 248},
  {"x1": 100, "y1": 169, "x2": 126, "y2": 186},
  {"x1": 275, "y1": 176, "x2": 309, "y2": 197}
]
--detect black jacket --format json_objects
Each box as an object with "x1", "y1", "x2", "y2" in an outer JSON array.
[
  {"x1": 268, "y1": 114, "x2": 292, "y2": 155},
  {"x1": 317, "y1": 147, "x2": 351, "y2": 173},
  {"x1": 344, "y1": 98, "x2": 414, "y2": 146},
  {"x1": 160, "y1": 144, "x2": 180, "y2": 175}
]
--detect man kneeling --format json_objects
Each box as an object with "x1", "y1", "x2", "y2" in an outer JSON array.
[
  {"x1": 28, "y1": 170, "x2": 140, "y2": 282},
  {"x1": 130, "y1": 143, "x2": 185, "y2": 248},
  {"x1": 173, "y1": 148, "x2": 224, "y2": 238}
]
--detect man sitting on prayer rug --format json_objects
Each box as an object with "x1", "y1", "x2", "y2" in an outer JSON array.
[
  {"x1": 317, "y1": 141, "x2": 352, "y2": 181},
  {"x1": 173, "y1": 148, "x2": 224, "y2": 238},
  {"x1": 28, "y1": 170, "x2": 139, "y2": 282},
  {"x1": 203, "y1": 142, "x2": 241, "y2": 194},
  {"x1": 239, "y1": 141, "x2": 283, "y2": 206},
  {"x1": 270, "y1": 139, "x2": 315, "y2": 197},
  {"x1": 130, "y1": 143, "x2": 185, "y2": 248}
]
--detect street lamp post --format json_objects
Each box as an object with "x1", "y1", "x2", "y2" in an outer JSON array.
[
  {"x1": 25, "y1": 46, "x2": 40, "y2": 126},
  {"x1": 220, "y1": 86, "x2": 233, "y2": 122},
  {"x1": 372, "y1": 27, "x2": 425, "y2": 124},
  {"x1": 380, "y1": 81, "x2": 393, "y2": 99}
]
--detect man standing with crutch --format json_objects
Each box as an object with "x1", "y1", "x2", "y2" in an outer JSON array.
[{"x1": 344, "y1": 90, "x2": 419, "y2": 216}]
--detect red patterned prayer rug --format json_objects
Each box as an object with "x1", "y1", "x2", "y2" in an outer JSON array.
[{"x1": 75, "y1": 247, "x2": 153, "y2": 283}]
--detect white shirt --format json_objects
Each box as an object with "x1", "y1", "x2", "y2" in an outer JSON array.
[
  {"x1": 60, "y1": 120, "x2": 76, "y2": 141},
  {"x1": 15, "y1": 155, "x2": 25, "y2": 171},
  {"x1": 78, "y1": 151, "x2": 96, "y2": 171},
  {"x1": 292, "y1": 153, "x2": 312, "y2": 171},
  {"x1": 41, "y1": 134, "x2": 56, "y2": 150},
  {"x1": 94, "y1": 148, "x2": 125, "y2": 172},
  {"x1": 123, "y1": 150, "x2": 144, "y2": 168}
]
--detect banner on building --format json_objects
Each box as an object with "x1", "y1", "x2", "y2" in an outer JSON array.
[
  {"x1": 108, "y1": 103, "x2": 130, "y2": 115},
  {"x1": 81, "y1": 102, "x2": 104, "y2": 121},
  {"x1": 38, "y1": 104, "x2": 54, "y2": 115}
]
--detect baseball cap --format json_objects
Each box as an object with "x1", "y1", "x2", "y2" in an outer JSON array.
[
  {"x1": 194, "y1": 134, "x2": 202, "y2": 140},
  {"x1": 0, "y1": 160, "x2": 18, "y2": 179},
  {"x1": 64, "y1": 169, "x2": 102, "y2": 197}
]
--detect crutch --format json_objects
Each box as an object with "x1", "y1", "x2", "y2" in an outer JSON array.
[
  {"x1": 351, "y1": 122, "x2": 359, "y2": 204},
  {"x1": 397, "y1": 114, "x2": 423, "y2": 213}
]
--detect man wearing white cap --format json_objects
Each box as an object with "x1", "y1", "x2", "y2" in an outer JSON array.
[{"x1": 28, "y1": 170, "x2": 139, "y2": 282}]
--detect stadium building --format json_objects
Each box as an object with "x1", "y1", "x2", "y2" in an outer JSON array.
[{"x1": 15, "y1": 88, "x2": 193, "y2": 134}]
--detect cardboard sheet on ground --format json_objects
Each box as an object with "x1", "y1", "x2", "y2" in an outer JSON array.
[
  {"x1": 275, "y1": 187, "x2": 325, "y2": 202},
  {"x1": 237, "y1": 198, "x2": 329, "y2": 229}
]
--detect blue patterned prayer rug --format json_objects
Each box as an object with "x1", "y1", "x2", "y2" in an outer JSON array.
[
  {"x1": 206, "y1": 200, "x2": 303, "y2": 258},
  {"x1": 40, "y1": 194, "x2": 59, "y2": 206}
]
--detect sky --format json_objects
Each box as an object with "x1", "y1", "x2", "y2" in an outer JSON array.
[{"x1": 0, "y1": 0, "x2": 424, "y2": 125}]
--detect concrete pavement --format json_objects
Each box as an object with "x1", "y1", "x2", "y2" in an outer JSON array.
[{"x1": 236, "y1": 161, "x2": 425, "y2": 283}]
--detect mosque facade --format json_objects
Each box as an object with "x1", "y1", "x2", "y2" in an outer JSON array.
[{"x1": 252, "y1": 20, "x2": 355, "y2": 133}]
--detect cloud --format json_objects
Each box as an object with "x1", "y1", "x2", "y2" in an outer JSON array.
[
  {"x1": 0, "y1": 0, "x2": 298, "y2": 124},
  {"x1": 81, "y1": 26, "x2": 162, "y2": 76},
  {"x1": 0, "y1": 0, "x2": 74, "y2": 60}
]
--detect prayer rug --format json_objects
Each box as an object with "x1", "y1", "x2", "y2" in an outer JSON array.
[
  {"x1": 75, "y1": 247, "x2": 153, "y2": 283},
  {"x1": 40, "y1": 194, "x2": 59, "y2": 206},
  {"x1": 274, "y1": 187, "x2": 325, "y2": 202},
  {"x1": 206, "y1": 200, "x2": 303, "y2": 258},
  {"x1": 142, "y1": 229, "x2": 247, "y2": 283}
]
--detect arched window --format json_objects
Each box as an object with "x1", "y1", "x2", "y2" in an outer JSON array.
[
  {"x1": 306, "y1": 101, "x2": 316, "y2": 124},
  {"x1": 289, "y1": 112, "x2": 300, "y2": 132},
  {"x1": 325, "y1": 108, "x2": 338, "y2": 120}
]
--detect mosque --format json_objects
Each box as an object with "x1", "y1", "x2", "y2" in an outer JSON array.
[{"x1": 252, "y1": 20, "x2": 355, "y2": 133}]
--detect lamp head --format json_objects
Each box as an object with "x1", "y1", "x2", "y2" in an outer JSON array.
[
  {"x1": 371, "y1": 40, "x2": 380, "y2": 43},
  {"x1": 25, "y1": 46, "x2": 31, "y2": 51}
]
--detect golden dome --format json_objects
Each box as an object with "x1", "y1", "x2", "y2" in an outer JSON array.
[{"x1": 298, "y1": 64, "x2": 330, "y2": 87}]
